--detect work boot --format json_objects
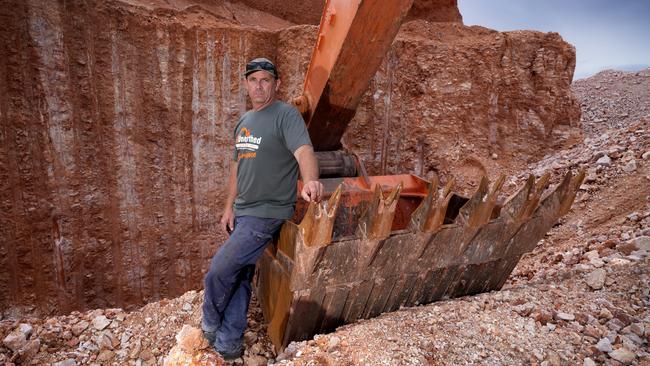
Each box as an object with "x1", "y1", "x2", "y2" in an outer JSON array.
[
  {"x1": 202, "y1": 330, "x2": 216, "y2": 345},
  {"x1": 215, "y1": 346, "x2": 243, "y2": 361}
]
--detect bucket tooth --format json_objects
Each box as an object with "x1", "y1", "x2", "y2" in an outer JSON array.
[
  {"x1": 559, "y1": 168, "x2": 585, "y2": 215},
  {"x1": 521, "y1": 172, "x2": 551, "y2": 220},
  {"x1": 470, "y1": 176, "x2": 538, "y2": 260},
  {"x1": 410, "y1": 177, "x2": 454, "y2": 233},
  {"x1": 455, "y1": 176, "x2": 489, "y2": 227},
  {"x1": 288, "y1": 185, "x2": 343, "y2": 292},
  {"x1": 467, "y1": 175, "x2": 505, "y2": 227},
  {"x1": 508, "y1": 170, "x2": 575, "y2": 256},
  {"x1": 299, "y1": 184, "x2": 343, "y2": 247},
  {"x1": 429, "y1": 176, "x2": 503, "y2": 277},
  {"x1": 409, "y1": 177, "x2": 439, "y2": 231},
  {"x1": 357, "y1": 182, "x2": 403, "y2": 240},
  {"x1": 501, "y1": 175, "x2": 535, "y2": 222}
]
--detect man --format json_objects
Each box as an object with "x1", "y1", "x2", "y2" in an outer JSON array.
[{"x1": 201, "y1": 57, "x2": 324, "y2": 360}]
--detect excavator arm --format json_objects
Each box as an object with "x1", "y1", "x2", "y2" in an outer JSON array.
[{"x1": 293, "y1": 0, "x2": 413, "y2": 151}]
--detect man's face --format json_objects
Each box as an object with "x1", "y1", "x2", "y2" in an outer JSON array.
[{"x1": 245, "y1": 70, "x2": 280, "y2": 108}]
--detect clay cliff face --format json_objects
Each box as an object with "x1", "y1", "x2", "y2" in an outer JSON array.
[
  {"x1": 0, "y1": 0, "x2": 277, "y2": 314},
  {"x1": 0, "y1": 0, "x2": 579, "y2": 314},
  {"x1": 350, "y1": 23, "x2": 581, "y2": 189}
]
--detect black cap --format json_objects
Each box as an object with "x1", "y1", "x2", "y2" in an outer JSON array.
[{"x1": 244, "y1": 57, "x2": 278, "y2": 78}]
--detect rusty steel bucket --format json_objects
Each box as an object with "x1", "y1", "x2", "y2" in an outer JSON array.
[{"x1": 255, "y1": 170, "x2": 584, "y2": 350}]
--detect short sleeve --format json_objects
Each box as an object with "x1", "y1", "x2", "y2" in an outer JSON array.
[
  {"x1": 232, "y1": 115, "x2": 244, "y2": 161},
  {"x1": 281, "y1": 106, "x2": 312, "y2": 153}
]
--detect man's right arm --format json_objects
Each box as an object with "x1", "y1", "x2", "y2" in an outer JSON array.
[{"x1": 220, "y1": 160, "x2": 238, "y2": 234}]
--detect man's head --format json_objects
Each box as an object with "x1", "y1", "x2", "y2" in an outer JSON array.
[{"x1": 244, "y1": 58, "x2": 281, "y2": 110}]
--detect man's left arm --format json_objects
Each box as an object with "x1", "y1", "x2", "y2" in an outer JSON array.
[{"x1": 294, "y1": 145, "x2": 324, "y2": 202}]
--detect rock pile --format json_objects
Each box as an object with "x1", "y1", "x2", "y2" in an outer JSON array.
[
  {"x1": 0, "y1": 292, "x2": 276, "y2": 365},
  {"x1": 271, "y1": 69, "x2": 650, "y2": 365}
]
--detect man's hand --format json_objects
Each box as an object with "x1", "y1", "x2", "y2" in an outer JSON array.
[
  {"x1": 220, "y1": 207, "x2": 235, "y2": 235},
  {"x1": 301, "y1": 180, "x2": 324, "y2": 203},
  {"x1": 294, "y1": 145, "x2": 323, "y2": 203}
]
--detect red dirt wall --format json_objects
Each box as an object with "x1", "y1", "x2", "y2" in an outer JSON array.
[{"x1": 0, "y1": 0, "x2": 278, "y2": 314}]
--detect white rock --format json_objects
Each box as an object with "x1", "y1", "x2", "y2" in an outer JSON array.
[
  {"x1": 3, "y1": 329, "x2": 27, "y2": 352},
  {"x1": 627, "y1": 253, "x2": 644, "y2": 261},
  {"x1": 642, "y1": 150, "x2": 650, "y2": 160},
  {"x1": 327, "y1": 336, "x2": 341, "y2": 350},
  {"x1": 632, "y1": 236, "x2": 650, "y2": 251},
  {"x1": 609, "y1": 348, "x2": 636, "y2": 364},
  {"x1": 556, "y1": 312, "x2": 575, "y2": 321},
  {"x1": 608, "y1": 258, "x2": 631, "y2": 266},
  {"x1": 606, "y1": 318, "x2": 626, "y2": 333},
  {"x1": 182, "y1": 303, "x2": 192, "y2": 312},
  {"x1": 590, "y1": 257, "x2": 604, "y2": 267},
  {"x1": 92, "y1": 315, "x2": 111, "y2": 331},
  {"x1": 622, "y1": 333, "x2": 644, "y2": 347},
  {"x1": 243, "y1": 355, "x2": 268, "y2": 366},
  {"x1": 120, "y1": 332, "x2": 132, "y2": 346},
  {"x1": 608, "y1": 145, "x2": 624, "y2": 155},
  {"x1": 18, "y1": 324, "x2": 33, "y2": 338},
  {"x1": 584, "y1": 250, "x2": 600, "y2": 260},
  {"x1": 596, "y1": 337, "x2": 613, "y2": 353},
  {"x1": 623, "y1": 160, "x2": 637, "y2": 172},
  {"x1": 583, "y1": 357, "x2": 596, "y2": 366},
  {"x1": 585, "y1": 168, "x2": 598, "y2": 182},
  {"x1": 586, "y1": 268, "x2": 607, "y2": 290},
  {"x1": 629, "y1": 323, "x2": 645, "y2": 336},
  {"x1": 72, "y1": 320, "x2": 89, "y2": 336},
  {"x1": 52, "y1": 359, "x2": 77, "y2": 366},
  {"x1": 596, "y1": 155, "x2": 612, "y2": 166}
]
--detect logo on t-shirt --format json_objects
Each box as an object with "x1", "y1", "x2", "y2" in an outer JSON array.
[{"x1": 236, "y1": 127, "x2": 262, "y2": 160}]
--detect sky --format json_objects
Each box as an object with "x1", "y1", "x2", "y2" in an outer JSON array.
[{"x1": 458, "y1": 0, "x2": 650, "y2": 79}]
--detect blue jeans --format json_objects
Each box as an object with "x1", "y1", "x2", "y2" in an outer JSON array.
[{"x1": 202, "y1": 215, "x2": 284, "y2": 353}]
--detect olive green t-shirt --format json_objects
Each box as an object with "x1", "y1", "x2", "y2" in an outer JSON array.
[{"x1": 232, "y1": 100, "x2": 312, "y2": 219}]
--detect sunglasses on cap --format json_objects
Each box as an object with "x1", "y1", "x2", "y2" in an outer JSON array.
[{"x1": 245, "y1": 61, "x2": 278, "y2": 78}]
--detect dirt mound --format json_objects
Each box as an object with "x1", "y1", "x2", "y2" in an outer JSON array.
[{"x1": 573, "y1": 69, "x2": 650, "y2": 136}]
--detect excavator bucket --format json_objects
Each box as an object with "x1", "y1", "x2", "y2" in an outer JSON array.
[
  {"x1": 254, "y1": 0, "x2": 586, "y2": 351},
  {"x1": 256, "y1": 171, "x2": 585, "y2": 349}
]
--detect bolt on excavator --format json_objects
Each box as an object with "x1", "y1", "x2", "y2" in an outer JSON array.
[{"x1": 255, "y1": 0, "x2": 584, "y2": 351}]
